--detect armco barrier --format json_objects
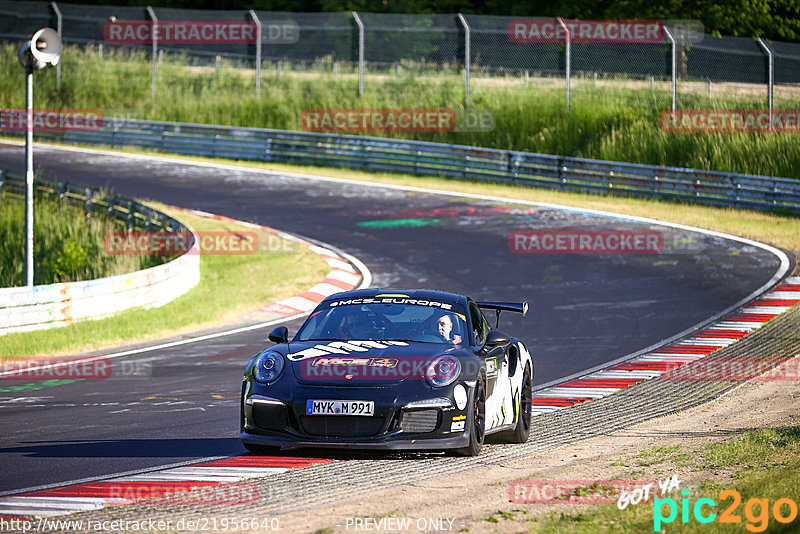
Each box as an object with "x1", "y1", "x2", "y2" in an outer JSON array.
[
  {"x1": 24, "y1": 117, "x2": 800, "y2": 216},
  {"x1": 0, "y1": 170, "x2": 200, "y2": 335}
]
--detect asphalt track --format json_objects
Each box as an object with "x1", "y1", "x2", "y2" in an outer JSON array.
[{"x1": 0, "y1": 143, "x2": 786, "y2": 495}]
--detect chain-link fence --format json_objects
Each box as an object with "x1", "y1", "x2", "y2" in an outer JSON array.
[{"x1": 2, "y1": 1, "x2": 800, "y2": 113}]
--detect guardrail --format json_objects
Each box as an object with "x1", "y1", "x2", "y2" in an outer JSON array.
[
  {"x1": 19, "y1": 117, "x2": 800, "y2": 216},
  {"x1": 0, "y1": 169, "x2": 200, "y2": 335}
]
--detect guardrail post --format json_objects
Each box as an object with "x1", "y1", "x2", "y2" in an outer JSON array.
[
  {"x1": 85, "y1": 187, "x2": 92, "y2": 218},
  {"x1": 59, "y1": 182, "x2": 67, "y2": 210},
  {"x1": 457, "y1": 13, "x2": 470, "y2": 109},
  {"x1": 147, "y1": 6, "x2": 158, "y2": 100},
  {"x1": 757, "y1": 38, "x2": 774, "y2": 131},
  {"x1": 0, "y1": 170, "x2": 5, "y2": 201},
  {"x1": 50, "y1": 2, "x2": 62, "y2": 90},
  {"x1": 127, "y1": 200, "x2": 135, "y2": 229},
  {"x1": 557, "y1": 18, "x2": 570, "y2": 113},
  {"x1": 108, "y1": 195, "x2": 114, "y2": 216},
  {"x1": 249, "y1": 10, "x2": 262, "y2": 95},
  {"x1": 663, "y1": 25, "x2": 677, "y2": 112},
  {"x1": 352, "y1": 11, "x2": 365, "y2": 96}
]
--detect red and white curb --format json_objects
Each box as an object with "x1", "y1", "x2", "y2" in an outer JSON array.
[
  {"x1": 530, "y1": 276, "x2": 800, "y2": 415},
  {"x1": 247, "y1": 243, "x2": 362, "y2": 320},
  {"x1": 0, "y1": 455, "x2": 332, "y2": 518}
]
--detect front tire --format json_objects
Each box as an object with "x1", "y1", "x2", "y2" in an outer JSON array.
[{"x1": 451, "y1": 377, "x2": 486, "y2": 456}]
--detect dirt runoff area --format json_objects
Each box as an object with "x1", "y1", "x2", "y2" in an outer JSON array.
[{"x1": 272, "y1": 360, "x2": 800, "y2": 534}]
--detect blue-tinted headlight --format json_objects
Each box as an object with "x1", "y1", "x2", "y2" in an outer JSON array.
[
  {"x1": 253, "y1": 350, "x2": 285, "y2": 384},
  {"x1": 425, "y1": 355, "x2": 461, "y2": 387}
]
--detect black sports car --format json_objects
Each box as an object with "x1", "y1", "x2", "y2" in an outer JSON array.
[{"x1": 240, "y1": 289, "x2": 532, "y2": 456}]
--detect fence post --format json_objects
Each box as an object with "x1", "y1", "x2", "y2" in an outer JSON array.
[
  {"x1": 352, "y1": 11, "x2": 365, "y2": 96},
  {"x1": 663, "y1": 25, "x2": 677, "y2": 112},
  {"x1": 50, "y1": 1, "x2": 62, "y2": 90},
  {"x1": 457, "y1": 13, "x2": 470, "y2": 109},
  {"x1": 757, "y1": 38, "x2": 774, "y2": 131},
  {"x1": 249, "y1": 10, "x2": 262, "y2": 95},
  {"x1": 147, "y1": 6, "x2": 158, "y2": 100},
  {"x1": 557, "y1": 18, "x2": 570, "y2": 113}
]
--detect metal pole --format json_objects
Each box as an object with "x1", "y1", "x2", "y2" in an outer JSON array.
[
  {"x1": 147, "y1": 6, "x2": 157, "y2": 100},
  {"x1": 663, "y1": 25, "x2": 677, "y2": 112},
  {"x1": 757, "y1": 38, "x2": 774, "y2": 130},
  {"x1": 249, "y1": 10, "x2": 261, "y2": 94},
  {"x1": 352, "y1": 11, "x2": 364, "y2": 96},
  {"x1": 457, "y1": 13, "x2": 470, "y2": 108},
  {"x1": 50, "y1": 1, "x2": 61, "y2": 90},
  {"x1": 557, "y1": 18, "x2": 570, "y2": 113},
  {"x1": 25, "y1": 65, "x2": 34, "y2": 286}
]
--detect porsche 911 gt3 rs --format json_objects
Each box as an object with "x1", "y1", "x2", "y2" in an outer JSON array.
[{"x1": 240, "y1": 289, "x2": 532, "y2": 456}]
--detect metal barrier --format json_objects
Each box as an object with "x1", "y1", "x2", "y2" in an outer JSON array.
[
  {"x1": 25, "y1": 117, "x2": 800, "y2": 216},
  {"x1": 0, "y1": 169, "x2": 200, "y2": 334}
]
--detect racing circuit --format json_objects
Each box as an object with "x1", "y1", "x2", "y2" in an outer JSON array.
[{"x1": 0, "y1": 143, "x2": 794, "y2": 522}]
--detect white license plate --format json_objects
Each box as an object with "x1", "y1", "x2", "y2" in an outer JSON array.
[{"x1": 306, "y1": 400, "x2": 374, "y2": 416}]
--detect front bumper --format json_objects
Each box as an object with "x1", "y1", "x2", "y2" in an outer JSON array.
[{"x1": 240, "y1": 379, "x2": 474, "y2": 451}]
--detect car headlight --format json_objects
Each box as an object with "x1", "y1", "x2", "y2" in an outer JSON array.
[
  {"x1": 253, "y1": 350, "x2": 285, "y2": 384},
  {"x1": 425, "y1": 355, "x2": 461, "y2": 387}
]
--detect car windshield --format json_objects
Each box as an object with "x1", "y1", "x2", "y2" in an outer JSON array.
[{"x1": 295, "y1": 300, "x2": 468, "y2": 346}]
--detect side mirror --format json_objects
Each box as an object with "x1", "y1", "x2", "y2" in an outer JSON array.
[
  {"x1": 484, "y1": 329, "x2": 510, "y2": 349},
  {"x1": 268, "y1": 326, "x2": 289, "y2": 344}
]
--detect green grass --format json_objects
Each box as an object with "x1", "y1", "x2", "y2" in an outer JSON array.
[
  {"x1": 0, "y1": 191, "x2": 166, "y2": 286},
  {"x1": 2, "y1": 44, "x2": 799, "y2": 178},
  {"x1": 0, "y1": 203, "x2": 330, "y2": 358},
  {"x1": 524, "y1": 426, "x2": 800, "y2": 533}
]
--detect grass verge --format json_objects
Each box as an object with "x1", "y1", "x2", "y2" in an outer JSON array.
[
  {"x1": 0, "y1": 202, "x2": 330, "y2": 358},
  {"x1": 526, "y1": 425, "x2": 800, "y2": 533},
  {"x1": 2, "y1": 44, "x2": 799, "y2": 178},
  {"x1": 0, "y1": 191, "x2": 167, "y2": 286}
]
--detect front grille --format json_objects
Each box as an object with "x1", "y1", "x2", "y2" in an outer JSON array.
[
  {"x1": 300, "y1": 415, "x2": 384, "y2": 437},
  {"x1": 399, "y1": 409, "x2": 439, "y2": 433},
  {"x1": 252, "y1": 403, "x2": 288, "y2": 431}
]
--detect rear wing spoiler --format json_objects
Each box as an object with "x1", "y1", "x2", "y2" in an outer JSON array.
[{"x1": 477, "y1": 301, "x2": 528, "y2": 328}]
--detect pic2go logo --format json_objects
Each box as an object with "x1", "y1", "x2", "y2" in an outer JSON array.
[{"x1": 654, "y1": 489, "x2": 798, "y2": 532}]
